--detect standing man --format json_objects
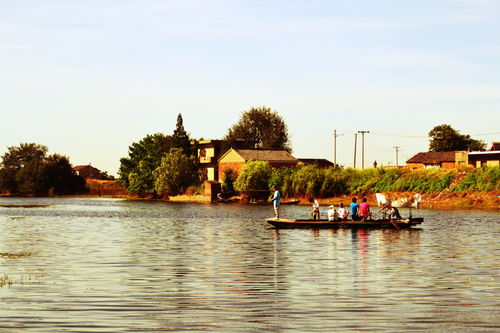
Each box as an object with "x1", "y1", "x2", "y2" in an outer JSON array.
[
  {"x1": 310, "y1": 197, "x2": 320, "y2": 220},
  {"x1": 270, "y1": 186, "x2": 281, "y2": 219}
]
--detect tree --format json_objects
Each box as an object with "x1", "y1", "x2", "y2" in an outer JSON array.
[
  {"x1": 118, "y1": 133, "x2": 174, "y2": 193},
  {"x1": 0, "y1": 143, "x2": 86, "y2": 196},
  {"x1": 172, "y1": 113, "x2": 192, "y2": 155},
  {"x1": 0, "y1": 143, "x2": 48, "y2": 194},
  {"x1": 234, "y1": 160, "x2": 273, "y2": 192},
  {"x1": 221, "y1": 168, "x2": 237, "y2": 196},
  {"x1": 223, "y1": 106, "x2": 292, "y2": 152},
  {"x1": 428, "y1": 124, "x2": 486, "y2": 152},
  {"x1": 153, "y1": 148, "x2": 199, "y2": 196},
  {"x1": 40, "y1": 154, "x2": 87, "y2": 195}
]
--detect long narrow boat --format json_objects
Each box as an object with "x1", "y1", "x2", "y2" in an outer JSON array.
[{"x1": 266, "y1": 217, "x2": 424, "y2": 229}]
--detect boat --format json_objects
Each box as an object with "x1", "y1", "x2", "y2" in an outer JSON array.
[
  {"x1": 249, "y1": 199, "x2": 301, "y2": 205},
  {"x1": 217, "y1": 198, "x2": 239, "y2": 203},
  {"x1": 281, "y1": 200, "x2": 301, "y2": 205},
  {"x1": 266, "y1": 217, "x2": 424, "y2": 229}
]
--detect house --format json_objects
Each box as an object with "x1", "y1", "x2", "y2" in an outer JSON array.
[
  {"x1": 218, "y1": 148, "x2": 298, "y2": 179},
  {"x1": 72, "y1": 165, "x2": 103, "y2": 179},
  {"x1": 297, "y1": 158, "x2": 334, "y2": 169},
  {"x1": 406, "y1": 152, "x2": 457, "y2": 169},
  {"x1": 192, "y1": 139, "x2": 225, "y2": 181}
]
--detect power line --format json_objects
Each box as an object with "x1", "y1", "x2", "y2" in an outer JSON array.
[
  {"x1": 371, "y1": 131, "x2": 500, "y2": 138},
  {"x1": 371, "y1": 132, "x2": 426, "y2": 138}
]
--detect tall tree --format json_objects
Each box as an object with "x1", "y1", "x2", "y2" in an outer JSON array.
[
  {"x1": 428, "y1": 124, "x2": 486, "y2": 152},
  {"x1": 172, "y1": 113, "x2": 192, "y2": 155},
  {"x1": 223, "y1": 106, "x2": 292, "y2": 152}
]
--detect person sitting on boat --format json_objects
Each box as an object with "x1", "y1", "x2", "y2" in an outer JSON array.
[
  {"x1": 350, "y1": 197, "x2": 360, "y2": 221},
  {"x1": 337, "y1": 202, "x2": 349, "y2": 221},
  {"x1": 270, "y1": 186, "x2": 281, "y2": 219},
  {"x1": 378, "y1": 203, "x2": 402, "y2": 220},
  {"x1": 310, "y1": 197, "x2": 320, "y2": 220},
  {"x1": 359, "y1": 197, "x2": 373, "y2": 221},
  {"x1": 327, "y1": 205, "x2": 338, "y2": 222}
]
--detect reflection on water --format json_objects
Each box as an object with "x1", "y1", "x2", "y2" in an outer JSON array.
[{"x1": 0, "y1": 197, "x2": 498, "y2": 332}]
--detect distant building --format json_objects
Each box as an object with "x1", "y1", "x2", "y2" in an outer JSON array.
[
  {"x1": 406, "y1": 152, "x2": 457, "y2": 169},
  {"x1": 218, "y1": 148, "x2": 298, "y2": 179},
  {"x1": 460, "y1": 142, "x2": 500, "y2": 168},
  {"x1": 407, "y1": 142, "x2": 500, "y2": 169},
  {"x1": 72, "y1": 165, "x2": 103, "y2": 179},
  {"x1": 297, "y1": 158, "x2": 334, "y2": 169}
]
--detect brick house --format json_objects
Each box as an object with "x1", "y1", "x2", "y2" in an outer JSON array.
[
  {"x1": 406, "y1": 152, "x2": 457, "y2": 169},
  {"x1": 218, "y1": 148, "x2": 298, "y2": 179},
  {"x1": 72, "y1": 165, "x2": 103, "y2": 179}
]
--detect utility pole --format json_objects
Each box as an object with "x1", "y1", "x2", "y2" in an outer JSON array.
[
  {"x1": 358, "y1": 131, "x2": 370, "y2": 169},
  {"x1": 333, "y1": 130, "x2": 343, "y2": 166},
  {"x1": 353, "y1": 133, "x2": 358, "y2": 168},
  {"x1": 393, "y1": 146, "x2": 401, "y2": 167}
]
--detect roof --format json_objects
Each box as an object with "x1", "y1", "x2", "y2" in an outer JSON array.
[
  {"x1": 72, "y1": 165, "x2": 91, "y2": 171},
  {"x1": 220, "y1": 148, "x2": 297, "y2": 163},
  {"x1": 489, "y1": 142, "x2": 500, "y2": 151},
  {"x1": 298, "y1": 158, "x2": 334, "y2": 166},
  {"x1": 406, "y1": 151, "x2": 456, "y2": 164},
  {"x1": 469, "y1": 151, "x2": 500, "y2": 156}
]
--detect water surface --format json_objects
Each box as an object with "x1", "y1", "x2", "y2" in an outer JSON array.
[{"x1": 0, "y1": 197, "x2": 498, "y2": 332}]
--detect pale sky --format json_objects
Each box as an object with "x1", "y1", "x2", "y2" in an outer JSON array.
[{"x1": 1, "y1": 0, "x2": 499, "y2": 175}]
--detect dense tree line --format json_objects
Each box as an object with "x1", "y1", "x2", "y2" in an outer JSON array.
[{"x1": 0, "y1": 143, "x2": 87, "y2": 196}]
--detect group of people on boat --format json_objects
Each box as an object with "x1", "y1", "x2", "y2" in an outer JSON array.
[
  {"x1": 270, "y1": 186, "x2": 401, "y2": 221},
  {"x1": 323, "y1": 197, "x2": 402, "y2": 221}
]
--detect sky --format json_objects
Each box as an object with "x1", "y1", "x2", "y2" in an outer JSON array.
[{"x1": 1, "y1": 0, "x2": 499, "y2": 175}]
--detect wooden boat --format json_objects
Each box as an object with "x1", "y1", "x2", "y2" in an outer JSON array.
[
  {"x1": 266, "y1": 217, "x2": 424, "y2": 229},
  {"x1": 281, "y1": 200, "x2": 301, "y2": 205},
  {"x1": 249, "y1": 199, "x2": 301, "y2": 205}
]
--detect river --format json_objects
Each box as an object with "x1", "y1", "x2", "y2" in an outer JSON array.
[{"x1": 0, "y1": 197, "x2": 498, "y2": 332}]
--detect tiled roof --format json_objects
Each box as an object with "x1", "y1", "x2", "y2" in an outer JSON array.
[
  {"x1": 72, "y1": 165, "x2": 90, "y2": 171},
  {"x1": 406, "y1": 151, "x2": 456, "y2": 164},
  {"x1": 235, "y1": 149, "x2": 297, "y2": 162}
]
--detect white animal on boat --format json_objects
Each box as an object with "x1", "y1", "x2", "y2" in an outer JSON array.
[{"x1": 375, "y1": 193, "x2": 421, "y2": 208}]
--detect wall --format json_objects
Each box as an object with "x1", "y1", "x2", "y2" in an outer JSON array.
[
  {"x1": 441, "y1": 162, "x2": 456, "y2": 169},
  {"x1": 407, "y1": 163, "x2": 425, "y2": 169}
]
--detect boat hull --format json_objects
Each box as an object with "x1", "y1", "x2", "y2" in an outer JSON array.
[{"x1": 266, "y1": 218, "x2": 423, "y2": 229}]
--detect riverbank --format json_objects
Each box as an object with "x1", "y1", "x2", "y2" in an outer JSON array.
[{"x1": 2, "y1": 190, "x2": 498, "y2": 210}]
